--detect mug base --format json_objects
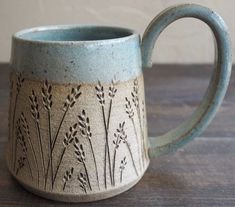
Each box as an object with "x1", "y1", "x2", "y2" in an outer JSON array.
[{"x1": 8, "y1": 160, "x2": 149, "y2": 202}]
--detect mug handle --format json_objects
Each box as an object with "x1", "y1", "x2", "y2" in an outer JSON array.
[{"x1": 141, "y1": 4, "x2": 232, "y2": 158}]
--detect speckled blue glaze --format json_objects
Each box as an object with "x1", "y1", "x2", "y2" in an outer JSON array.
[
  {"x1": 11, "y1": 25, "x2": 141, "y2": 83},
  {"x1": 141, "y1": 4, "x2": 232, "y2": 157}
]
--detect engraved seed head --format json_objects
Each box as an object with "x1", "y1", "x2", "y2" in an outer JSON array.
[
  {"x1": 29, "y1": 90, "x2": 40, "y2": 122},
  {"x1": 78, "y1": 172, "x2": 87, "y2": 192},
  {"x1": 74, "y1": 138, "x2": 86, "y2": 163},
  {"x1": 125, "y1": 97, "x2": 134, "y2": 118},
  {"x1": 78, "y1": 110, "x2": 92, "y2": 140},
  {"x1": 120, "y1": 156, "x2": 127, "y2": 171},
  {"x1": 63, "y1": 85, "x2": 81, "y2": 111},
  {"x1": 16, "y1": 73, "x2": 24, "y2": 93},
  {"x1": 16, "y1": 155, "x2": 26, "y2": 174},
  {"x1": 95, "y1": 81, "x2": 105, "y2": 106},
  {"x1": 42, "y1": 80, "x2": 53, "y2": 111},
  {"x1": 20, "y1": 112, "x2": 30, "y2": 137},
  {"x1": 113, "y1": 121, "x2": 126, "y2": 149},
  {"x1": 108, "y1": 79, "x2": 117, "y2": 99},
  {"x1": 63, "y1": 123, "x2": 77, "y2": 147},
  {"x1": 131, "y1": 78, "x2": 139, "y2": 108},
  {"x1": 63, "y1": 167, "x2": 74, "y2": 183}
]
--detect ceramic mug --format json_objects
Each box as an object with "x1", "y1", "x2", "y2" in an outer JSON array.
[{"x1": 7, "y1": 4, "x2": 232, "y2": 202}]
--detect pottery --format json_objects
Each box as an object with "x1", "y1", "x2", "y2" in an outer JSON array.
[{"x1": 7, "y1": 4, "x2": 232, "y2": 202}]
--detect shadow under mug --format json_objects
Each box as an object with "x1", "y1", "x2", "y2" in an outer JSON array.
[{"x1": 7, "y1": 4, "x2": 232, "y2": 202}]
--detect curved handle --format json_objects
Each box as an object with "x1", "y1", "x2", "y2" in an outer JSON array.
[{"x1": 142, "y1": 4, "x2": 232, "y2": 158}]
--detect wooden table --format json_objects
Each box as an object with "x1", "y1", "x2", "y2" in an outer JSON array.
[{"x1": 0, "y1": 64, "x2": 234, "y2": 206}]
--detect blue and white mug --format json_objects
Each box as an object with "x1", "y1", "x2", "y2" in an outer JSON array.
[{"x1": 7, "y1": 4, "x2": 232, "y2": 202}]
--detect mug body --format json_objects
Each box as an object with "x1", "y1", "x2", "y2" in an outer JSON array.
[{"x1": 7, "y1": 25, "x2": 149, "y2": 202}]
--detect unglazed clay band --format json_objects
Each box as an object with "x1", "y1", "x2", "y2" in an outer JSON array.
[{"x1": 141, "y1": 4, "x2": 232, "y2": 157}]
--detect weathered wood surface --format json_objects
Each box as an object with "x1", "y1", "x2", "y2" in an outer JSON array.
[{"x1": 0, "y1": 63, "x2": 234, "y2": 206}]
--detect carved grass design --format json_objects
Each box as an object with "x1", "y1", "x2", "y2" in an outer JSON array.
[
  {"x1": 119, "y1": 156, "x2": 127, "y2": 183},
  {"x1": 62, "y1": 167, "x2": 74, "y2": 191},
  {"x1": 9, "y1": 78, "x2": 14, "y2": 159},
  {"x1": 78, "y1": 172, "x2": 88, "y2": 194},
  {"x1": 95, "y1": 80, "x2": 117, "y2": 188},
  {"x1": 42, "y1": 80, "x2": 53, "y2": 189},
  {"x1": 141, "y1": 100, "x2": 148, "y2": 162},
  {"x1": 78, "y1": 110, "x2": 100, "y2": 190},
  {"x1": 125, "y1": 97, "x2": 142, "y2": 171},
  {"x1": 107, "y1": 80, "x2": 117, "y2": 128},
  {"x1": 131, "y1": 78, "x2": 146, "y2": 168},
  {"x1": 47, "y1": 85, "x2": 81, "y2": 189},
  {"x1": 119, "y1": 124, "x2": 138, "y2": 176},
  {"x1": 9, "y1": 78, "x2": 14, "y2": 134},
  {"x1": 74, "y1": 138, "x2": 92, "y2": 191},
  {"x1": 16, "y1": 156, "x2": 26, "y2": 175},
  {"x1": 11, "y1": 74, "x2": 145, "y2": 192},
  {"x1": 52, "y1": 123, "x2": 77, "y2": 188},
  {"x1": 29, "y1": 90, "x2": 46, "y2": 187},
  {"x1": 12, "y1": 73, "x2": 24, "y2": 171},
  {"x1": 15, "y1": 120, "x2": 33, "y2": 180},
  {"x1": 13, "y1": 119, "x2": 20, "y2": 174},
  {"x1": 96, "y1": 81, "x2": 110, "y2": 187},
  {"x1": 20, "y1": 112, "x2": 39, "y2": 187},
  {"x1": 112, "y1": 121, "x2": 125, "y2": 186},
  {"x1": 52, "y1": 85, "x2": 81, "y2": 150}
]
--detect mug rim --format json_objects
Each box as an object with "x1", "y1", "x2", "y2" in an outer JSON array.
[{"x1": 13, "y1": 24, "x2": 139, "y2": 45}]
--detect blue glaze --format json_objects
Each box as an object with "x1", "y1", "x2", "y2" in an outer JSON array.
[
  {"x1": 141, "y1": 4, "x2": 232, "y2": 157},
  {"x1": 11, "y1": 25, "x2": 142, "y2": 83}
]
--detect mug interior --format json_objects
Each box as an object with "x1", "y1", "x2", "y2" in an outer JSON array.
[{"x1": 14, "y1": 25, "x2": 135, "y2": 42}]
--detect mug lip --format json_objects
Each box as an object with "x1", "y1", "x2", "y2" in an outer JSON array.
[{"x1": 13, "y1": 24, "x2": 139, "y2": 45}]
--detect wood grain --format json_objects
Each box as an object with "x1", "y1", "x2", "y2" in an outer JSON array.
[{"x1": 0, "y1": 63, "x2": 234, "y2": 206}]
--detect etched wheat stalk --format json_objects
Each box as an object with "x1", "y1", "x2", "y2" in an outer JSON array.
[
  {"x1": 107, "y1": 80, "x2": 117, "y2": 128},
  {"x1": 52, "y1": 85, "x2": 81, "y2": 151},
  {"x1": 62, "y1": 167, "x2": 74, "y2": 191},
  {"x1": 131, "y1": 78, "x2": 145, "y2": 168},
  {"x1": 29, "y1": 90, "x2": 46, "y2": 184},
  {"x1": 131, "y1": 79, "x2": 140, "y2": 108},
  {"x1": 142, "y1": 100, "x2": 145, "y2": 128},
  {"x1": 78, "y1": 110, "x2": 100, "y2": 190},
  {"x1": 9, "y1": 78, "x2": 14, "y2": 133},
  {"x1": 42, "y1": 80, "x2": 54, "y2": 189},
  {"x1": 74, "y1": 138, "x2": 92, "y2": 191},
  {"x1": 119, "y1": 156, "x2": 127, "y2": 183},
  {"x1": 52, "y1": 123, "x2": 77, "y2": 188},
  {"x1": 112, "y1": 122, "x2": 124, "y2": 186},
  {"x1": 20, "y1": 112, "x2": 39, "y2": 187},
  {"x1": 96, "y1": 81, "x2": 109, "y2": 188},
  {"x1": 12, "y1": 73, "x2": 24, "y2": 171},
  {"x1": 120, "y1": 126, "x2": 138, "y2": 176},
  {"x1": 9, "y1": 78, "x2": 14, "y2": 149},
  {"x1": 95, "y1": 80, "x2": 116, "y2": 187},
  {"x1": 16, "y1": 156, "x2": 26, "y2": 175},
  {"x1": 125, "y1": 97, "x2": 142, "y2": 171},
  {"x1": 141, "y1": 100, "x2": 148, "y2": 164},
  {"x1": 78, "y1": 172, "x2": 88, "y2": 194},
  {"x1": 13, "y1": 119, "x2": 20, "y2": 173},
  {"x1": 16, "y1": 122, "x2": 33, "y2": 180}
]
